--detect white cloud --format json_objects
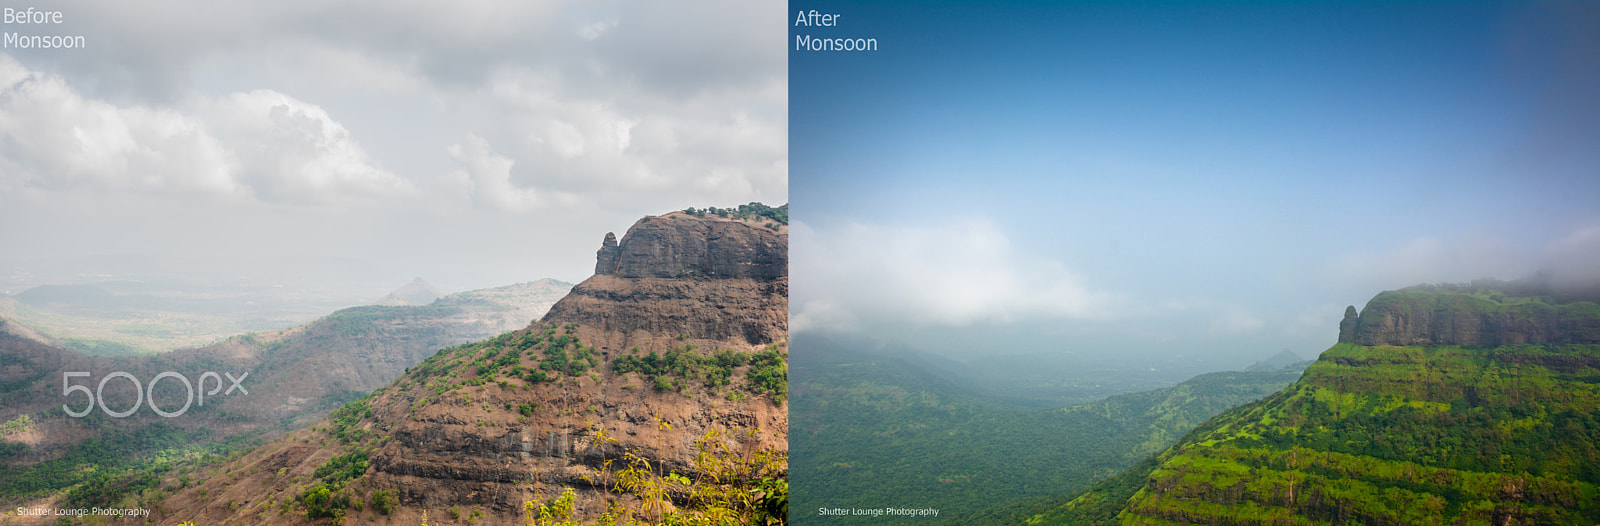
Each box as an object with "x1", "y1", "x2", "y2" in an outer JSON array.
[
  {"x1": 0, "y1": 56, "x2": 411, "y2": 205},
  {"x1": 0, "y1": 55, "x2": 236, "y2": 196},
  {"x1": 0, "y1": 0, "x2": 786, "y2": 286},
  {"x1": 447, "y1": 134, "x2": 571, "y2": 212},
  {"x1": 1323, "y1": 234, "x2": 1533, "y2": 290},
  {"x1": 198, "y1": 90, "x2": 415, "y2": 203},
  {"x1": 791, "y1": 218, "x2": 1122, "y2": 333},
  {"x1": 1542, "y1": 220, "x2": 1600, "y2": 284}
]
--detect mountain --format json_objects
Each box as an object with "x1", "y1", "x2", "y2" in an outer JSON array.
[
  {"x1": 1042, "y1": 282, "x2": 1600, "y2": 525},
  {"x1": 791, "y1": 335, "x2": 1306, "y2": 525},
  {"x1": 0, "y1": 279, "x2": 571, "y2": 509},
  {"x1": 0, "y1": 276, "x2": 403, "y2": 355},
  {"x1": 375, "y1": 278, "x2": 443, "y2": 307},
  {"x1": 142, "y1": 209, "x2": 789, "y2": 525},
  {"x1": 1245, "y1": 349, "x2": 1308, "y2": 372}
]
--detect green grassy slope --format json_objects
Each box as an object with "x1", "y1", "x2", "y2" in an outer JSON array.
[
  {"x1": 791, "y1": 338, "x2": 1303, "y2": 525},
  {"x1": 1052, "y1": 287, "x2": 1600, "y2": 525}
]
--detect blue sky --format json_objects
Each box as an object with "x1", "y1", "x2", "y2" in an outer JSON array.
[{"x1": 790, "y1": 1, "x2": 1600, "y2": 368}]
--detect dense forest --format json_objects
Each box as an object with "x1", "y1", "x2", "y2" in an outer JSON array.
[{"x1": 791, "y1": 336, "x2": 1304, "y2": 524}]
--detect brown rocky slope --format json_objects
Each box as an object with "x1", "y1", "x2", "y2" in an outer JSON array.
[
  {"x1": 0, "y1": 280, "x2": 571, "y2": 514},
  {"x1": 145, "y1": 210, "x2": 789, "y2": 525},
  {"x1": 548, "y1": 213, "x2": 787, "y2": 346}
]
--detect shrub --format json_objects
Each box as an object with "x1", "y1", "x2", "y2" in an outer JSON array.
[{"x1": 371, "y1": 489, "x2": 398, "y2": 515}]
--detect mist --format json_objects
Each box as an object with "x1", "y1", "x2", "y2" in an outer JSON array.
[{"x1": 789, "y1": 2, "x2": 1600, "y2": 382}]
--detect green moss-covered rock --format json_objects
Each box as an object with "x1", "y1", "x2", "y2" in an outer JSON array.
[{"x1": 1050, "y1": 284, "x2": 1600, "y2": 525}]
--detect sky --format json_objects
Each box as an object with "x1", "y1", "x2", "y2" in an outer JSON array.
[
  {"x1": 0, "y1": 0, "x2": 787, "y2": 297},
  {"x1": 789, "y1": 1, "x2": 1600, "y2": 369}
]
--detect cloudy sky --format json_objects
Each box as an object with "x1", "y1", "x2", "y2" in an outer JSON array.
[
  {"x1": 790, "y1": 1, "x2": 1600, "y2": 369},
  {"x1": 0, "y1": 0, "x2": 786, "y2": 295}
]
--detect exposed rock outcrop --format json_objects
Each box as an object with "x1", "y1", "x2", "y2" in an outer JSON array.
[
  {"x1": 143, "y1": 208, "x2": 789, "y2": 526},
  {"x1": 1342, "y1": 284, "x2": 1600, "y2": 347},
  {"x1": 595, "y1": 213, "x2": 786, "y2": 280},
  {"x1": 1337, "y1": 305, "x2": 1359, "y2": 343},
  {"x1": 595, "y1": 232, "x2": 621, "y2": 275},
  {"x1": 548, "y1": 212, "x2": 788, "y2": 345}
]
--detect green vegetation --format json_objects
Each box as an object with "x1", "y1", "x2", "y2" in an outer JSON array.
[
  {"x1": 0, "y1": 421, "x2": 257, "y2": 506},
  {"x1": 61, "y1": 338, "x2": 148, "y2": 356},
  {"x1": 0, "y1": 413, "x2": 33, "y2": 434},
  {"x1": 0, "y1": 354, "x2": 45, "y2": 394},
  {"x1": 685, "y1": 202, "x2": 788, "y2": 225},
  {"x1": 313, "y1": 450, "x2": 370, "y2": 488},
  {"x1": 323, "y1": 305, "x2": 463, "y2": 336},
  {"x1": 1354, "y1": 284, "x2": 1600, "y2": 342},
  {"x1": 0, "y1": 439, "x2": 25, "y2": 458},
  {"x1": 746, "y1": 346, "x2": 788, "y2": 404},
  {"x1": 1009, "y1": 287, "x2": 1600, "y2": 525},
  {"x1": 371, "y1": 489, "x2": 398, "y2": 515},
  {"x1": 536, "y1": 427, "x2": 787, "y2": 525},
  {"x1": 610, "y1": 344, "x2": 788, "y2": 403},
  {"x1": 791, "y1": 341, "x2": 1303, "y2": 525},
  {"x1": 289, "y1": 394, "x2": 384, "y2": 519},
  {"x1": 64, "y1": 470, "x2": 161, "y2": 508},
  {"x1": 327, "y1": 393, "x2": 374, "y2": 444},
  {"x1": 302, "y1": 484, "x2": 353, "y2": 520},
  {"x1": 1081, "y1": 341, "x2": 1600, "y2": 525}
]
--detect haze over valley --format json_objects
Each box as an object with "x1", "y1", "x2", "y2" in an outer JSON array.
[{"x1": 790, "y1": 1, "x2": 1599, "y2": 524}]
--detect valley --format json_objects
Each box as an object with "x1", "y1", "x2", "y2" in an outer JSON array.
[
  {"x1": 0, "y1": 279, "x2": 573, "y2": 513},
  {"x1": 791, "y1": 335, "x2": 1308, "y2": 525},
  {"x1": 137, "y1": 207, "x2": 790, "y2": 525},
  {"x1": 0, "y1": 205, "x2": 793, "y2": 525}
]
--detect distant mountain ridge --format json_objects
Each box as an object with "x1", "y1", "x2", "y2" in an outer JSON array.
[
  {"x1": 375, "y1": 277, "x2": 442, "y2": 306},
  {"x1": 1245, "y1": 349, "x2": 1309, "y2": 372},
  {"x1": 792, "y1": 336, "x2": 1307, "y2": 525},
  {"x1": 143, "y1": 208, "x2": 789, "y2": 525},
  {"x1": 0, "y1": 279, "x2": 572, "y2": 508},
  {"x1": 1037, "y1": 282, "x2": 1600, "y2": 525}
]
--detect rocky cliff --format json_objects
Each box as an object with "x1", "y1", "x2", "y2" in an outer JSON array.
[
  {"x1": 548, "y1": 212, "x2": 788, "y2": 345},
  {"x1": 0, "y1": 280, "x2": 571, "y2": 513},
  {"x1": 1062, "y1": 283, "x2": 1600, "y2": 525},
  {"x1": 143, "y1": 209, "x2": 789, "y2": 526},
  {"x1": 1338, "y1": 283, "x2": 1600, "y2": 347}
]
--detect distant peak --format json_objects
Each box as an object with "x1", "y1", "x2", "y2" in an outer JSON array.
[{"x1": 376, "y1": 277, "x2": 443, "y2": 306}]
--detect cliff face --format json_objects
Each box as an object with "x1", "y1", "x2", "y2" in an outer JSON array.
[
  {"x1": 1338, "y1": 285, "x2": 1600, "y2": 347},
  {"x1": 594, "y1": 214, "x2": 786, "y2": 281},
  {"x1": 1337, "y1": 305, "x2": 1359, "y2": 343},
  {"x1": 1092, "y1": 284, "x2": 1600, "y2": 526},
  {"x1": 144, "y1": 210, "x2": 789, "y2": 526},
  {"x1": 550, "y1": 212, "x2": 788, "y2": 345}
]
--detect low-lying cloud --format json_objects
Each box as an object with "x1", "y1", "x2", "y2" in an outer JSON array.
[{"x1": 791, "y1": 218, "x2": 1123, "y2": 333}]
